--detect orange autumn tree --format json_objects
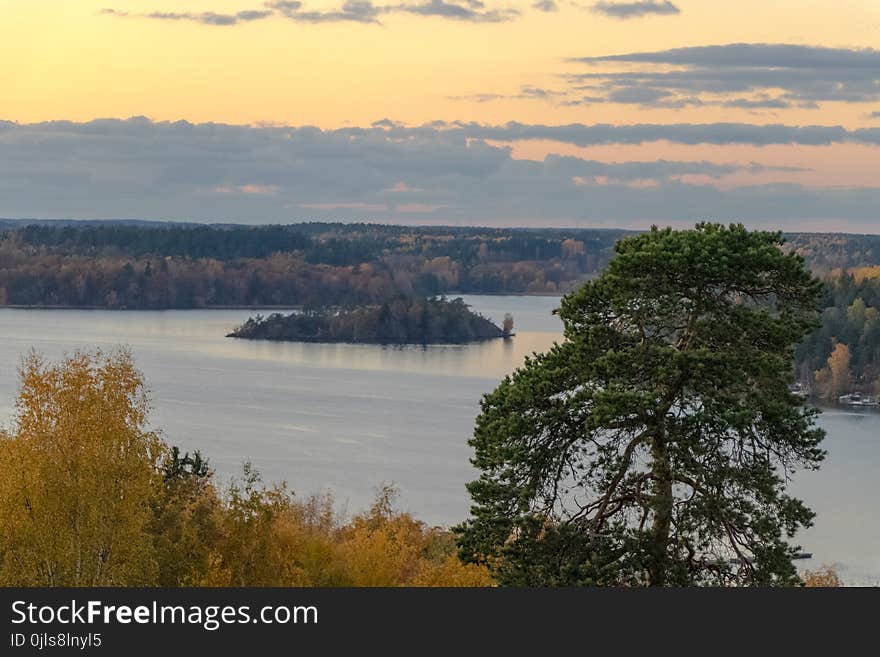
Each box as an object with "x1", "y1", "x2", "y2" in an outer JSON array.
[
  {"x1": 802, "y1": 567, "x2": 842, "y2": 587},
  {"x1": 198, "y1": 476, "x2": 492, "y2": 587},
  {"x1": 334, "y1": 486, "x2": 492, "y2": 587},
  {"x1": 814, "y1": 342, "x2": 853, "y2": 401}
]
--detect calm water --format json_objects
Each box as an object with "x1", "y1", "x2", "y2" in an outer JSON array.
[{"x1": 0, "y1": 296, "x2": 876, "y2": 584}]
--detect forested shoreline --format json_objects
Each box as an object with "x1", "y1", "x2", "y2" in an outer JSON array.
[
  {"x1": 796, "y1": 271, "x2": 880, "y2": 401},
  {"x1": 3, "y1": 221, "x2": 880, "y2": 397},
  {"x1": 2, "y1": 222, "x2": 880, "y2": 309},
  {"x1": 0, "y1": 223, "x2": 623, "y2": 308}
]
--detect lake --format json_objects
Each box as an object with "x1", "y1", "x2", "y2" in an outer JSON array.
[{"x1": 0, "y1": 296, "x2": 876, "y2": 584}]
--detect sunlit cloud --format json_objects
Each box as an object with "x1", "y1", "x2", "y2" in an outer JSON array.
[
  {"x1": 215, "y1": 184, "x2": 279, "y2": 195},
  {"x1": 102, "y1": 1, "x2": 521, "y2": 26},
  {"x1": 531, "y1": 0, "x2": 558, "y2": 11},
  {"x1": 392, "y1": 0, "x2": 520, "y2": 22},
  {"x1": 449, "y1": 86, "x2": 568, "y2": 103},
  {"x1": 566, "y1": 44, "x2": 880, "y2": 109},
  {"x1": 395, "y1": 202, "x2": 447, "y2": 212},
  {"x1": 266, "y1": 0, "x2": 382, "y2": 23},
  {"x1": 100, "y1": 7, "x2": 273, "y2": 26},
  {"x1": 440, "y1": 43, "x2": 880, "y2": 112},
  {"x1": 590, "y1": 1, "x2": 680, "y2": 20}
]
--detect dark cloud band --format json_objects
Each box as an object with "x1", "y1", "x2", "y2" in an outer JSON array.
[
  {"x1": 447, "y1": 120, "x2": 877, "y2": 146},
  {"x1": 0, "y1": 117, "x2": 877, "y2": 228},
  {"x1": 566, "y1": 43, "x2": 880, "y2": 108}
]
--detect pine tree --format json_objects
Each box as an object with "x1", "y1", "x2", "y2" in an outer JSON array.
[{"x1": 457, "y1": 224, "x2": 826, "y2": 586}]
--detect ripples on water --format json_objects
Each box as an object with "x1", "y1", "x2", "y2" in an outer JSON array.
[{"x1": 0, "y1": 295, "x2": 876, "y2": 584}]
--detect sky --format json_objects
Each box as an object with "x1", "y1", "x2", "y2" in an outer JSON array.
[{"x1": 2, "y1": 0, "x2": 879, "y2": 230}]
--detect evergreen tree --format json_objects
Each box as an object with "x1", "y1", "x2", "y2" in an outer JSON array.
[{"x1": 457, "y1": 224, "x2": 826, "y2": 586}]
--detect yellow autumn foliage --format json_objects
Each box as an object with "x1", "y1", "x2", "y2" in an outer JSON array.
[
  {"x1": 802, "y1": 567, "x2": 843, "y2": 587},
  {"x1": 0, "y1": 350, "x2": 492, "y2": 588},
  {"x1": 0, "y1": 350, "x2": 163, "y2": 586},
  {"x1": 835, "y1": 266, "x2": 880, "y2": 282}
]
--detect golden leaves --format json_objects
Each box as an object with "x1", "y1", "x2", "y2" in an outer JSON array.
[
  {"x1": 0, "y1": 351, "x2": 491, "y2": 587},
  {"x1": 0, "y1": 349, "x2": 163, "y2": 586}
]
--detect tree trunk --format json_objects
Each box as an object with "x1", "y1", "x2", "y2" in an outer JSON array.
[{"x1": 648, "y1": 427, "x2": 673, "y2": 586}]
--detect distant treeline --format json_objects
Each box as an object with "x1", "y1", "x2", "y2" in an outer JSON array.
[
  {"x1": 7, "y1": 223, "x2": 880, "y2": 309},
  {"x1": 17, "y1": 224, "x2": 312, "y2": 260},
  {"x1": 796, "y1": 271, "x2": 880, "y2": 399},
  {"x1": 228, "y1": 297, "x2": 510, "y2": 344},
  {"x1": 13, "y1": 223, "x2": 617, "y2": 266},
  {"x1": 784, "y1": 232, "x2": 880, "y2": 275},
  {"x1": 0, "y1": 223, "x2": 625, "y2": 307},
  {"x1": 7, "y1": 223, "x2": 880, "y2": 384}
]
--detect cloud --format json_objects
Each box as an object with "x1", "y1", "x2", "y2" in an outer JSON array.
[
  {"x1": 104, "y1": 1, "x2": 519, "y2": 26},
  {"x1": 541, "y1": 154, "x2": 805, "y2": 181},
  {"x1": 392, "y1": 0, "x2": 519, "y2": 22},
  {"x1": 448, "y1": 85, "x2": 567, "y2": 103},
  {"x1": 531, "y1": 0, "x2": 558, "y2": 11},
  {"x1": 371, "y1": 118, "x2": 407, "y2": 128},
  {"x1": 442, "y1": 42, "x2": 880, "y2": 112},
  {"x1": 395, "y1": 202, "x2": 447, "y2": 212},
  {"x1": 518, "y1": 86, "x2": 564, "y2": 99},
  {"x1": 299, "y1": 202, "x2": 388, "y2": 210},
  {"x1": 1, "y1": 117, "x2": 878, "y2": 230},
  {"x1": 215, "y1": 184, "x2": 279, "y2": 195},
  {"x1": 266, "y1": 0, "x2": 303, "y2": 9},
  {"x1": 722, "y1": 96, "x2": 791, "y2": 110},
  {"x1": 449, "y1": 120, "x2": 874, "y2": 146},
  {"x1": 102, "y1": 8, "x2": 274, "y2": 25},
  {"x1": 448, "y1": 93, "x2": 507, "y2": 102},
  {"x1": 606, "y1": 86, "x2": 674, "y2": 105},
  {"x1": 590, "y1": 1, "x2": 680, "y2": 19},
  {"x1": 268, "y1": 0, "x2": 382, "y2": 23},
  {"x1": 567, "y1": 43, "x2": 880, "y2": 108}
]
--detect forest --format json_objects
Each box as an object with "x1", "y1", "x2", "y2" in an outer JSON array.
[
  {"x1": 3, "y1": 223, "x2": 880, "y2": 310},
  {"x1": 784, "y1": 232, "x2": 880, "y2": 275},
  {"x1": 228, "y1": 296, "x2": 511, "y2": 344},
  {"x1": 0, "y1": 222, "x2": 623, "y2": 307},
  {"x1": 795, "y1": 271, "x2": 880, "y2": 400}
]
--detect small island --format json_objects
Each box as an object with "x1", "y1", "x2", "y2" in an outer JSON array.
[{"x1": 227, "y1": 296, "x2": 514, "y2": 344}]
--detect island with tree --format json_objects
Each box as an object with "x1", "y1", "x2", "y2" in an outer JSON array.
[{"x1": 227, "y1": 296, "x2": 514, "y2": 344}]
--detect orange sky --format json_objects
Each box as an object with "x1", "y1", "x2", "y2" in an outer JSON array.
[
  {"x1": 3, "y1": 0, "x2": 877, "y2": 126},
  {"x1": 2, "y1": 0, "x2": 879, "y2": 228}
]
